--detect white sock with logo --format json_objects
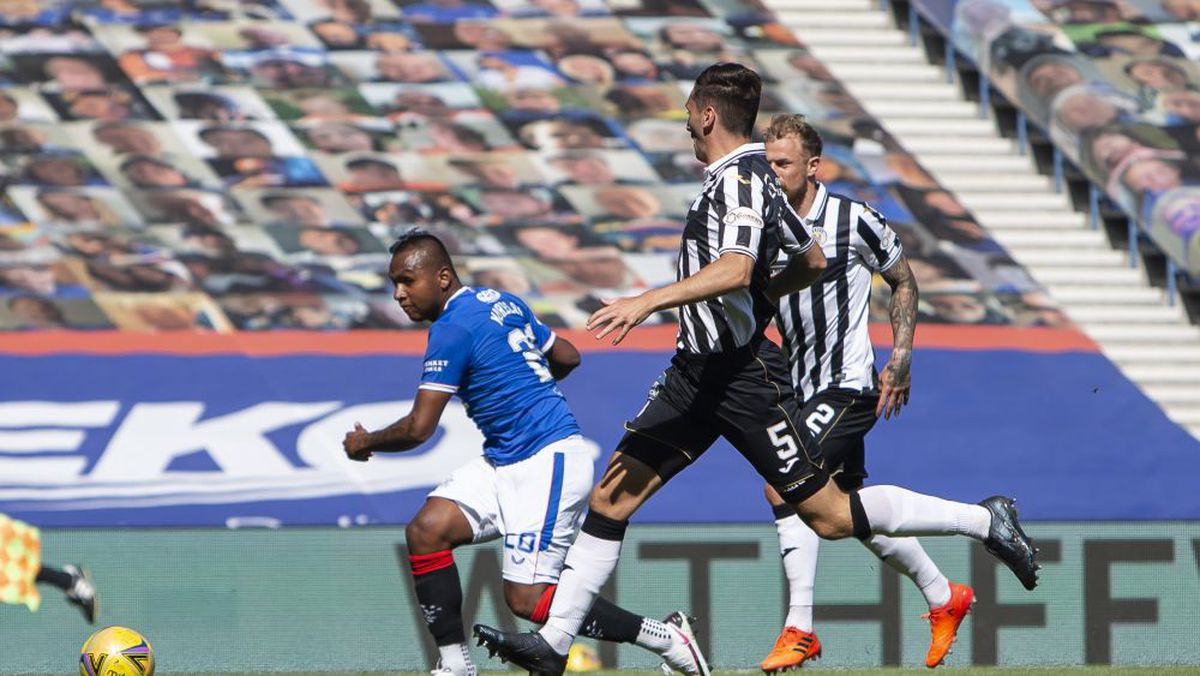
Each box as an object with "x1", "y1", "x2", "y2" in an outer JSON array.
[
  {"x1": 437, "y1": 643, "x2": 476, "y2": 676},
  {"x1": 539, "y1": 531, "x2": 623, "y2": 655},
  {"x1": 858, "y1": 486, "x2": 991, "y2": 540},
  {"x1": 635, "y1": 617, "x2": 674, "y2": 653},
  {"x1": 776, "y1": 514, "x2": 819, "y2": 631},
  {"x1": 862, "y1": 535, "x2": 951, "y2": 608}
]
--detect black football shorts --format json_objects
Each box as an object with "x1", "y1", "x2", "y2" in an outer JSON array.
[
  {"x1": 616, "y1": 338, "x2": 829, "y2": 503},
  {"x1": 797, "y1": 387, "x2": 880, "y2": 490}
]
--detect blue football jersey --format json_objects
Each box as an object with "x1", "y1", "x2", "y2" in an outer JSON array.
[{"x1": 418, "y1": 287, "x2": 581, "y2": 465}]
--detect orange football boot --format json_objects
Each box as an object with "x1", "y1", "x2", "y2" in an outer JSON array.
[
  {"x1": 922, "y1": 581, "x2": 975, "y2": 668},
  {"x1": 760, "y1": 626, "x2": 821, "y2": 672}
]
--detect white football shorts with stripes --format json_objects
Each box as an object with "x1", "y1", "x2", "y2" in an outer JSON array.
[{"x1": 429, "y1": 435, "x2": 594, "y2": 585}]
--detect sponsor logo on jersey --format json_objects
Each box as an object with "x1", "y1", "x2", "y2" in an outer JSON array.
[
  {"x1": 723, "y1": 206, "x2": 764, "y2": 229},
  {"x1": 475, "y1": 289, "x2": 501, "y2": 303}
]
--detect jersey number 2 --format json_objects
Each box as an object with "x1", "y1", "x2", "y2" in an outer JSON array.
[
  {"x1": 805, "y1": 404, "x2": 836, "y2": 436},
  {"x1": 507, "y1": 325, "x2": 553, "y2": 383}
]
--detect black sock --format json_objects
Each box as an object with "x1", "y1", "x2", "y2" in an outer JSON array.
[
  {"x1": 771, "y1": 502, "x2": 796, "y2": 520},
  {"x1": 36, "y1": 565, "x2": 73, "y2": 591},
  {"x1": 848, "y1": 490, "x2": 872, "y2": 540},
  {"x1": 410, "y1": 551, "x2": 465, "y2": 645},
  {"x1": 578, "y1": 597, "x2": 644, "y2": 643}
]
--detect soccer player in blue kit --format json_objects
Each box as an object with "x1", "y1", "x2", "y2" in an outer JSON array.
[{"x1": 343, "y1": 231, "x2": 710, "y2": 676}]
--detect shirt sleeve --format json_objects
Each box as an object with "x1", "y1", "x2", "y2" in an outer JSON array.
[
  {"x1": 716, "y1": 166, "x2": 767, "y2": 261},
  {"x1": 522, "y1": 299, "x2": 557, "y2": 353},
  {"x1": 778, "y1": 199, "x2": 815, "y2": 257},
  {"x1": 854, "y1": 203, "x2": 904, "y2": 272},
  {"x1": 418, "y1": 321, "x2": 473, "y2": 394}
]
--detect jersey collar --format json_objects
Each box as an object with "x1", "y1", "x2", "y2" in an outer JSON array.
[
  {"x1": 803, "y1": 181, "x2": 830, "y2": 225},
  {"x1": 443, "y1": 285, "x2": 472, "y2": 313},
  {"x1": 703, "y1": 142, "x2": 763, "y2": 182}
]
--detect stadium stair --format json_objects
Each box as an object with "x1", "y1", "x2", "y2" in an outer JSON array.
[{"x1": 766, "y1": 0, "x2": 1200, "y2": 439}]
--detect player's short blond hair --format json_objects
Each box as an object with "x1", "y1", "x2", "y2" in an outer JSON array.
[{"x1": 763, "y1": 114, "x2": 823, "y2": 158}]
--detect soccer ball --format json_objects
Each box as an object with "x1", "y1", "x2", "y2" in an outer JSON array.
[
  {"x1": 565, "y1": 644, "x2": 602, "y2": 672},
  {"x1": 80, "y1": 626, "x2": 155, "y2": 676}
]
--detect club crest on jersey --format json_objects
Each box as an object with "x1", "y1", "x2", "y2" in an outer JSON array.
[
  {"x1": 475, "y1": 289, "x2": 501, "y2": 303},
  {"x1": 811, "y1": 226, "x2": 828, "y2": 245}
]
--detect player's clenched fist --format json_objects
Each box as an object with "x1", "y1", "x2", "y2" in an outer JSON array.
[{"x1": 343, "y1": 422, "x2": 373, "y2": 462}]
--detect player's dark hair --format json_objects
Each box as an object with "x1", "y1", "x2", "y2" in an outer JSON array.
[
  {"x1": 389, "y1": 229, "x2": 457, "y2": 275},
  {"x1": 690, "y1": 62, "x2": 761, "y2": 138}
]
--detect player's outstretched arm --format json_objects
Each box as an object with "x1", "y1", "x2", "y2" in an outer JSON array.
[
  {"x1": 545, "y1": 334, "x2": 581, "y2": 380},
  {"x1": 767, "y1": 242, "x2": 826, "y2": 300},
  {"x1": 587, "y1": 252, "x2": 754, "y2": 345},
  {"x1": 342, "y1": 388, "x2": 453, "y2": 461},
  {"x1": 877, "y1": 254, "x2": 918, "y2": 420}
]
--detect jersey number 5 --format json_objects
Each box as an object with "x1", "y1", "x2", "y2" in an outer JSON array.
[
  {"x1": 767, "y1": 421, "x2": 800, "y2": 474},
  {"x1": 507, "y1": 325, "x2": 553, "y2": 383}
]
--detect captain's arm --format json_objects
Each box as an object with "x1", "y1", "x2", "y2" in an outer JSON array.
[
  {"x1": 639, "y1": 251, "x2": 754, "y2": 312},
  {"x1": 768, "y1": 243, "x2": 826, "y2": 300}
]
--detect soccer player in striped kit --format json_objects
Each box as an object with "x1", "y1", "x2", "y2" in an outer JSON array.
[
  {"x1": 474, "y1": 64, "x2": 1039, "y2": 676},
  {"x1": 758, "y1": 114, "x2": 973, "y2": 670}
]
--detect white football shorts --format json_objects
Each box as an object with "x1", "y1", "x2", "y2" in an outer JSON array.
[{"x1": 429, "y1": 435, "x2": 594, "y2": 585}]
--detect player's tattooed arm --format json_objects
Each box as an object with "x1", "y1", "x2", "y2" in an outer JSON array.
[
  {"x1": 343, "y1": 388, "x2": 453, "y2": 461},
  {"x1": 877, "y1": 255, "x2": 917, "y2": 419}
]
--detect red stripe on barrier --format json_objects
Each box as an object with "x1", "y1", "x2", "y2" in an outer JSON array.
[{"x1": 0, "y1": 323, "x2": 1097, "y2": 355}]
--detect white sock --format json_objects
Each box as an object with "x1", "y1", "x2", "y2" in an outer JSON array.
[
  {"x1": 635, "y1": 617, "x2": 674, "y2": 653},
  {"x1": 539, "y1": 532, "x2": 624, "y2": 654},
  {"x1": 858, "y1": 486, "x2": 991, "y2": 540},
  {"x1": 437, "y1": 643, "x2": 476, "y2": 676},
  {"x1": 862, "y1": 535, "x2": 951, "y2": 608},
  {"x1": 776, "y1": 514, "x2": 819, "y2": 631}
]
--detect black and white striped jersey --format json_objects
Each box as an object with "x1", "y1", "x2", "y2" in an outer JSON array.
[
  {"x1": 676, "y1": 143, "x2": 814, "y2": 354},
  {"x1": 774, "y1": 182, "x2": 904, "y2": 400}
]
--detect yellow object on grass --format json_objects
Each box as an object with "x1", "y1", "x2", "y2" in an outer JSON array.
[
  {"x1": 0, "y1": 513, "x2": 42, "y2": 611},
  {"x1": 566, "y1": 644, "x2": 603, "y2": 672}
]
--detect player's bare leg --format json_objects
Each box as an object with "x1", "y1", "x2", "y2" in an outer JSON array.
[
  {"x1": 406, "y1": 497, "x2": 478, "y2": 676},
  {"x1": 474, "y1": 451, "x2": 670, "y2": 674}
]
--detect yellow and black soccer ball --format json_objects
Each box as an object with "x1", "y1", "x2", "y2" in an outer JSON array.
[{"x1": 80, "y1": 626, "x2": 155, "y2": 676}]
